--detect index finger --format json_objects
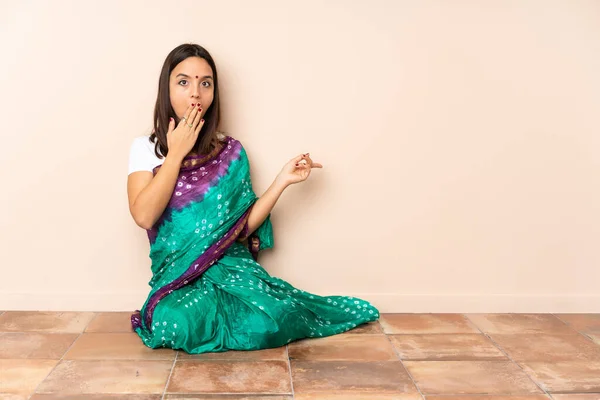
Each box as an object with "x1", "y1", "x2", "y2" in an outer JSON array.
[
  {"x1": 301, "y1": 154, "x2": 321, "y2": 168},
  {"x1": 178, "y1": 104, "x2": 195, "y2": 125},
  {"x1": 290, "y1": 154, "x2": 306, "y2": 163}
]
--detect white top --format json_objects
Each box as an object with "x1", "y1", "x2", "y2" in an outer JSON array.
[
  {"x1": 128, "y1": 133, "x2": 227, "y2": 175},
  {"x1": 128, "y1": 135, "x2": 165, "y2": 175}
]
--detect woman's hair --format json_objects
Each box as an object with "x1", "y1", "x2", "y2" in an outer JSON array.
[{"x1": 149, "y1": 43, "x2": 221, "y2": 158}]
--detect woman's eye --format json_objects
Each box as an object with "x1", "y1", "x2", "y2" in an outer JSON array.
[
  {"x1": 178, "y1": 80, "x2": 188, "y2": 86},
  {"x1": 202, "y1": 81, "x2": 211, "y2": 87}
]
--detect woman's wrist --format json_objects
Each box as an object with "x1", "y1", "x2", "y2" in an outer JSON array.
[
  {"x1": 165, "y1": 152, "x2": 185, "y2": 164},
  {"x1": 273, "y1": 175, "x2": 290, "y2": 191}
]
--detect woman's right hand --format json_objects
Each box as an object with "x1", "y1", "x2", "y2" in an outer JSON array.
[{"x1": 166, "y1": 103, "x2": 205, "y2": 160}]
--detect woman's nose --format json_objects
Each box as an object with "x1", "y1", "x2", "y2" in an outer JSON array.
[{"x1": 191, "y1": 84, "x2": 201, "y2": 98}]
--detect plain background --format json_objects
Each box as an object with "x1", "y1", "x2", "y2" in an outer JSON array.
[{"x1": 1, "y1": 0, "x2": 598, "y2": 313}]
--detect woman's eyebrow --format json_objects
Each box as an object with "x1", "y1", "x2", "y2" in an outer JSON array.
[{"x1": 175, "y1": 73, "x2": 213, "y2": 80}]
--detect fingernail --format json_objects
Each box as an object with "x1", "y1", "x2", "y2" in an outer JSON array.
[
  {"x1": 191, "y1": 103, "x2": 196, "y2": 106},
  {"x1": 170, "y1": 117, "x2": 173, "y2": 121},
  {"x1": 201, "y1": 119, "x2": 205, "y2": 123}
]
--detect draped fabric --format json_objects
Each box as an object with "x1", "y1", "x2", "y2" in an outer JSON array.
[{"x1": 131, "y1": 136, "x2": 380, "y2": 353}]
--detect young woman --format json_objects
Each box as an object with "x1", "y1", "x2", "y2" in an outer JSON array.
[{"x1": 127, "y1": 43, "x2": 379, "y2": 353}]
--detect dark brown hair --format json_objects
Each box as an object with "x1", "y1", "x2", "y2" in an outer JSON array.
[{"x1": 149, "y1": 43, "x2": 221, "y2": 158}]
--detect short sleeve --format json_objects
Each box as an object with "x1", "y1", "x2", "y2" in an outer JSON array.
[
  {"x1": 236, "y1": 140, "x2": 274, "y2": 258},
  {"x1": 246, "y1": 214, "x2": 274, "y2": 261},
  {"x1": 128, "y1": 137, "x2": 162, "y2": 175},
  {"x1": 253, "y1": 215, "x2": 274, "y2": 251}
]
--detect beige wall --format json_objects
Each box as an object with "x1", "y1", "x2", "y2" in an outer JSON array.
[{"x1": 1, "y1": 0, "x2": 598, "y2": 313}]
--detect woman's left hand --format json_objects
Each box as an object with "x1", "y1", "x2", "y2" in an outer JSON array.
[{"x1": 276, "y1": 153, "x2": 323, "y2": 187}]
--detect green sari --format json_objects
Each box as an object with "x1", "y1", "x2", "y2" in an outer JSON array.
[{"x1": 131, "y1": 136, "x2": 380, "y2": 353}]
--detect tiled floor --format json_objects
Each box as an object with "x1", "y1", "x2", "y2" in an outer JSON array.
[{"x1": 1, "y1": 311, "x2": 599, "y2": 399}]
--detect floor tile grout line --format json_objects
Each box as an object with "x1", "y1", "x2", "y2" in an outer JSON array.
[
  {"x1": 285, "y1": 344, "x2": 295, "y2": 399},
  {"x1": 383, "y1": 332, "x2": 426, "y2": 399},
  {"x1": 463, "y1": 314, "x2": 554, "y2": 399},
  {"x1": 162, "y1": 350, "x2": 179, "y2": 399},
  {"x1": 552, "y1": 313, "x2": 599, "y2": 344},
  {"x1": 550, "y1": 391, "x2": 600, "y2": 395},
  {"x1": 28, "y1": 312, "x2": 101, "y2": 399},
  {"x1": 83, "y1": 312, "x2": 101, "y2": 333},
  {"x1": 27, "y1": 329, "x2": 86, "y2": 400},
  {"x1": 165, "y1": 391, "x2": 294, "y2": 396}
]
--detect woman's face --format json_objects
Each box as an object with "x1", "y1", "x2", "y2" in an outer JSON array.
[{"x1": 169, "y1": 56, "x2": 214, "y2": 121}]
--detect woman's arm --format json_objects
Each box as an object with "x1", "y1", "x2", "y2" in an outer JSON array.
[
  {"x1": 245, "y1": 179, "x2": 288, "y2": 235},
  {"x1": 244, "y1": 153, "x2": 322, "y2": 236},
  {"x1": 127, "y1": 153, "x2": 184, "y2": 230},
  {"x1": 128, "y1": 109, "x2": 204, "y2": 230}
]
